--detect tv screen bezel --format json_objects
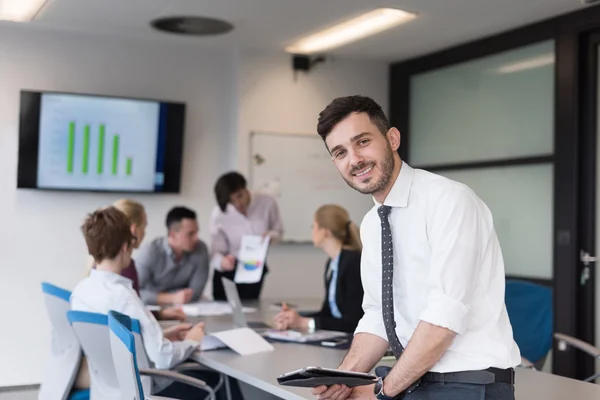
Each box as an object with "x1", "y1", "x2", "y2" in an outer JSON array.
[{"x1": 17, "y1": 89, "x2": 185, "y2": 194}]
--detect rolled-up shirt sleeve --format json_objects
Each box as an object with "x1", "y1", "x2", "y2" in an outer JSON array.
[
  {"x1": 418, "y1": 186, "x2": 483, "y2": 335},
  {"x1": 354, "y1": 225, "x2": 387, "y2": 341},
  {"x1": 266, "y1": 198, "x2": 284, "y2": 243},
  {"x1": 209, "y1": 206, "x2": 230, "y2": 272},
  {"x1": 136, "y1": 243, "x2": 159, "y2": 305},
  {"x1": 123, "y1": 292, "x2": 199, "y2": 369}
]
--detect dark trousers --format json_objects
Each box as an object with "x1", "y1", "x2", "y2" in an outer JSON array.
[
  {"x1": 212, "y1": 265, "x2": 268, "y2": 301},
  {"x1": 402, "y1": 381, "x2": 515, "y2": 400},
  {"x1": 156, "y1": 371, "x2": 245, "y2": 400}
]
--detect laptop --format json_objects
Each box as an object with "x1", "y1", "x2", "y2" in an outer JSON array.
[{"x1": 222, "y1": 277, "x2": 270, "y2": 330}]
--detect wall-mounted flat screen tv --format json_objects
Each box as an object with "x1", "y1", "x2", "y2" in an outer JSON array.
[{"x1": 17, "y1": 90, "x2": 185, "y2": 193}]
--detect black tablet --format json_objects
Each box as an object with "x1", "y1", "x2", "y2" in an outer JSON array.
[{"x1": 277, "y1": 366, "x2": 378, "y2": 388}]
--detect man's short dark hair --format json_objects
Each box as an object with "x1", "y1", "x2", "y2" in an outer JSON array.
[
  {"x1": 214, "y1": 172, "x2": 247, "y2": 212},
  {"x1": 166, "y1": 206, "x2": 196, "y2": 231},
  {"x1": 317, "y1": 95, "x2": 390, "y2": 144}
]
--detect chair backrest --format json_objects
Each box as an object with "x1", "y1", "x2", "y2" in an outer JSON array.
[
  {"x1": 67, "y1": 311, "x2": 120, "y2": 399},
  {"x1": 39, "y1": 282, "x2": 82, "y2": 400},
  {"x1": 505, "y1": 280, "x2": 553, "y2": 366},
  {"x1": 130, "y1": 319, "x2": 153, "y2": 394},
  {"x1": 108, "y1": 311, "x2": 145, "y2": 400}
]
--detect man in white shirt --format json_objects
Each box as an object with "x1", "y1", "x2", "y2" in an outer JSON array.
[
  {"x1": 312, "y1": 96, "x2": 521, "y2": 400},
  {"x1": 71, "y1": 206, "x2": 206, "y2": 395}
]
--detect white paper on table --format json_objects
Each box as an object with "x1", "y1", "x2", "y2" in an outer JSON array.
[
  {"x1": 205, "y1": 327, "x2": 274, "y2": 355},
  {"x1": 234, "y1": 235, "x2": 270, "y2": 284},
  {"x1": 182, "y1": 301, "x2": 257, "y2": 317},
  {"x1": 201, "y1": 335, "x2": 227, "y2": 351}
]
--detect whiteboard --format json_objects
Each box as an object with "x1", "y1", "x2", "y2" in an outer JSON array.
[{"x1": 249, "y1": 131, "x2": 374, "y2": 243}]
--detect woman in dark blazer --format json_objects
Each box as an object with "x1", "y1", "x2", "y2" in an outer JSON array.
[{"x1": 274, "y1": 205, "x2": 364, "y2": 333}]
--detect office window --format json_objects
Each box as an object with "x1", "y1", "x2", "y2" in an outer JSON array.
[
  {"x1": 438, "y1": 164, "x2": 553, "y2": 279},
  {"x1": 410, "y1": 40, "x2": 554, "y2": 166}
]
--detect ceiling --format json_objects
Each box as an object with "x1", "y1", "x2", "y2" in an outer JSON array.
[{"x1": 3, "y1": 0, "x2": 595, "y2": 61}]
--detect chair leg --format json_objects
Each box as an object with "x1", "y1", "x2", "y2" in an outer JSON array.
[
  {"x1": 224, "y1": 376, "x2": 232, "y2": 400},
  {"x1": 584, "y1": 372, "x2": 600, "y2": 383}
]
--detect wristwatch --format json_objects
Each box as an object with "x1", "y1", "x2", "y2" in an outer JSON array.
[
  {"x1": 373, "y1": 377, "x2": 396, "y2": 400},
  {"x1": 307, "y1": 318, "x2": 316, "y2": 332}
]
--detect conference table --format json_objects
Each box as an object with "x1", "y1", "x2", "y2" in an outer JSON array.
[{"x1": 185, "y1": 299, "x2": 600, "y2": 400}]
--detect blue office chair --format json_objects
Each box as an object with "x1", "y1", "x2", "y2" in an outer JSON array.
[
  {"x1": 39, "y1": 282, "x2": 89, "y2": 400},
  {"x1": 504, "y1": 279, "x2": 553, "y2": 369},
  {"x1": 68, "y1": 310, "x2": 215, "y2": 399},
  {"x1": 108, "y1": 311, "x2": 216, "y2": 400}
]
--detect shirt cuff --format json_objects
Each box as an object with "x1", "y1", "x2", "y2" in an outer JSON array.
[
  {"x1": 141, "y1": 290, "x2": 159, "y2": 305},
  {"x1": 418, "y1": 292, "x2": 469, "y2": 335}
]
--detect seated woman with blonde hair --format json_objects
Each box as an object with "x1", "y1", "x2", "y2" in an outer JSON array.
[{"x1": 274, "y1": 204, "x2": 364, "y2": 333}]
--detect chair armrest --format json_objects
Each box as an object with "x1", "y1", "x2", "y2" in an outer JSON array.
[
  {"x1": 518, "y1": 357, "x2": 536, "y2": 369},
  {"x1": 174, "y1": 362, "x2": 212, "y2": 373},
  {"x1": 173, "y1": 362, "x2": 224, "y2": 392},
  {"x1": 139, "y1": 368, "x2": 215, "y2": 394},
  {"x1": 554, "y1": 333, "x2": 600, "y2": 358}
]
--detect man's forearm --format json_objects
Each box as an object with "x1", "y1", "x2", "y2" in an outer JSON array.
[
  {"x1": 383, "y1": 321, "x2": 456, "y2": 397},
  {"x1": 339, "y1": 333, "x2": 389, "y2": 372},
  {"x1": 157, "y1": 292, "x2": 173, "y2": 305}
]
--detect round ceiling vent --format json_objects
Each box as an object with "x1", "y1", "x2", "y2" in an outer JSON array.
[{"x1": 151, "y1": 16, "x2": 234, "y2": 36}]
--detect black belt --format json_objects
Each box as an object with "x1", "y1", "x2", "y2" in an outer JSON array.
[{"x1": 418, "y1": 367, "x2": 514, "y2": 386}]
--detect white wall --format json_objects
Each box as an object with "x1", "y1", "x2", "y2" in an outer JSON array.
[
  {"x1": 236, "y1": 52, "x2": 389, "y2": 300},
  {"x1": 0, "y1": 27, "x2": 388, "y2": 387},
  {"x1": 0, "y1": 26, "x2": 237, "y2": 386}
]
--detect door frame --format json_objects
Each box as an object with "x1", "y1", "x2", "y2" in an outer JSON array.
[{"x1": 577, "y1": 30, "x2": 600, "y2": 378}]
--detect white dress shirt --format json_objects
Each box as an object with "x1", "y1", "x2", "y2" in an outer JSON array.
[
  {"x1": 210, "y1": 192, "x2": 283, "y2": 271},
  {"x1": 71, "y1": 269, "x2": 199, "y2": 371},
  {"x1": 355, "y1": 162, "x2": 521, "y2": 373}
]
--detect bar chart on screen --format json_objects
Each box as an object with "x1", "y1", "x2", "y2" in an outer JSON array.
[{"x1": 37, "y1": 93, "x2": 160, "y2": 191}]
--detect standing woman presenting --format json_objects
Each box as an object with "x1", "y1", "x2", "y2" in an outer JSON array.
[{"x1": 210, "y1": 172, "x2": 283, "y2": 300}]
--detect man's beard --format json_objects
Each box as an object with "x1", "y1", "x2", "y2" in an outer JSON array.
[{"x1": 342, "y1": 144, "x2": 395, "y2": 195}]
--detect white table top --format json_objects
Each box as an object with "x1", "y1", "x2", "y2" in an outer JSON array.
[{"x1": 189, "y1": 299, "x2": 600, "y2": 400}]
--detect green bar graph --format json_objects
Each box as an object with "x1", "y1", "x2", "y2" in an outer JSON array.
[
  {"x1": 82, "y1": 125, "x2": 90, "y2": 174},
  {"x1": 97, "y1": 124, "x2": 105, "y2": 174},
  {"x1": 67, "y1": 122, "x2": 75, "y2": 173},
  {"x1": 112, "y1": 135, "x2": 119, "y2": 175},
  {"x1": 64, "y1": 122, "x2": 134, "y2": 177}
]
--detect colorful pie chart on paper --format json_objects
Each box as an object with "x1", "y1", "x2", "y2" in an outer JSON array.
[{"x1": 242, "y1": 260, "x2": 263, "y2": 271}]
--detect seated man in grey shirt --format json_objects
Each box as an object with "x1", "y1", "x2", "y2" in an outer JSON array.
[{"x1": 137, "y1": 206, "x2": 210, "y2": 305}]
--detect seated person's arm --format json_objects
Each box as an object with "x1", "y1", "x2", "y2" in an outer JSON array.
[
  {"x1": 136, "y1": 244, "x2": 161, "y2": 305},
  {"x1": 137, "y1": 244, "x2": 191, "y2": 305},
  {"x1": 124, "y1": 293, "x2": 205, "y2": 369},
  {"x1": 274, "y1": 256, "x2": 363, "y2": 333},
  {"x1": 189, "y1": 242, "x2": 210, "y2": 302}
]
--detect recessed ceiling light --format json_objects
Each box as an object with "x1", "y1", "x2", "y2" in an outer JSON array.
[
  {"x1": 285, "y1": 8, "x2": 417, "y2": 55},
  {"x1": 151, "y1": 16, "x2": 234, "y2": 36},
  {"x1": 0, "y1": 0, "x2": 48, "y2": 22}
]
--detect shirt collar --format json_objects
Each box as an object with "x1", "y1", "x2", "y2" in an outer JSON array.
[
  {"x1": 90, "y1": 268, "x2": 133, "y2": 288},
  {"x1": 162, "y1": 236, "x2": 181, "y2": 259},
  {"x1": 373, "y1": 161, "x2": 414, "y2": 208}
]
